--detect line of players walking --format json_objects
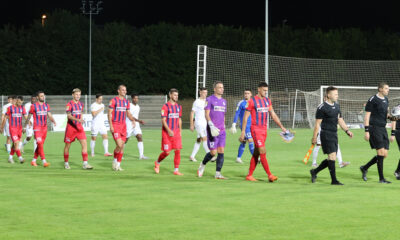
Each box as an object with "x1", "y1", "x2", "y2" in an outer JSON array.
[{"x1": 3, "y1": 82, "x2": 398, "y2": 184}]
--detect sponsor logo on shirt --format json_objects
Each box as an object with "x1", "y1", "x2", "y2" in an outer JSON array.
[
  {"x1": 12, "y1": 113, "x2": 22, "y2": 117},
  {"x1": 116, "y1": 107, "x2": 126, "y2": 111},
  {"x1": 168, "y1": 113, "x2": 179, "y2": 118},
  {"x1": 214, "y1": 106, "x2": 225, "y2": 112},
  {"x1": 37, "y1": 111, "x2": 47, "y2": 116},
  {"x1": 256, "y1": 107, "x2": 269, "y2": 113},
  {"x1": 72, "y1": 110, "x2": 82, "y2": 114}
]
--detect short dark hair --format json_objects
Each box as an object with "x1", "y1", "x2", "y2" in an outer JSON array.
[
  {"x1": 36, "y1": 91, "x2": 44, "y2": 96},
  {"x1": 378, "y1": 82, "x2": 388, "y2": 90},
  {"x1": 213, "y1": 81, "x2": 223, "y2": 88},
  {"x1": 199, "y1": 87, "x2": 207, "y2": 92},
  {"x1": 326, "y1": 86, "x2": 338, "y2": 94},
  {"x1": 31, "y1": 94, "x2": 36, "y2": 99},
  {"x1": 169, "y1": 88, "x2": 179, "y2": 95},
  {"x1": 8, "y1": 95, "x2": 15, "y2": 99},
  {"x1": 16, "y1": 95, "x2": 23, "y2": 101},
  {"x1": 258, "y1": 82, "x2": 268, "y2": 88},
  {"x1": 131, "y1": 93, "x2": 139, "y2": 98},
  {"x1": 96, "y1": 93, "x2": 103, "y2": 99},
  {"x1": 244, "y1": 89, "x2": 252, "y2": 92}
]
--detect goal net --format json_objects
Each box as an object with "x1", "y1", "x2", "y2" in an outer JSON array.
[
  {"x1": 297, "y1": 86, "x2": 400, "y2": 129},
  {"x1": 196, "y1": 45, "x2": 400, "y2": 128}
]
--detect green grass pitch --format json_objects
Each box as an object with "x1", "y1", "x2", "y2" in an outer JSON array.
[{"x1": 1, "y1": 128, "x2": 400, "y2": 239}]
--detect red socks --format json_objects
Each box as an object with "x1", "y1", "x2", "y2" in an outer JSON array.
[
  {"x1": 248, "y1": 156, "x2": 257, "y2": 176},
  {"x1": 64, "y1": 153, "x2": 69, "y2": 162},
  {"x1": 174, "y1": 150, "x2": 181, "y2": 168},
  {"x1": 15, "y1": 149, "x2": 21, "y2": 157},
  {"x1": 117, "y1": 151, "x2": 123, "y2": 162},
  {"x1": 82, "y1": 152, "x2": 88, "y2": 162},
  {"x1": 259, "y1": 153, "x2": 272, "y2": 176},
  {"x1": 158, "y1": 151, "x2": 169, "y2": 163}
]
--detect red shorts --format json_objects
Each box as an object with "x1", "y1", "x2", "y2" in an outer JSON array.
[
  {"x1": 161, "y1": 129, "x2": 182, "y2": 151},
  {"x1": 251, "y1": 126, "x2": 267, "y2": 148},
  {"x1": 64, "y1": 124, "x2": 86, "y2": 143},
  {"x1": 9, "y1": 127, "x2": 22, "y2": 142},
  {"x1": 112, "y1": 123, "x2": 127, "y2": 142},
  {"x1": 33, "y1": 126, "x2": 48, "y2": 144}
]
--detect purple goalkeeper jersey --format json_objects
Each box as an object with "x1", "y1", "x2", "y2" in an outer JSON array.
[{"x1": 205, "y1": 95, "x2": 227, "y2": 130}]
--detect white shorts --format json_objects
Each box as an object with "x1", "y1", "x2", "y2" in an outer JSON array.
[
  {"x1": 195, "y1": 123, "x2": 207, "y2": 138},
  {"x1": 26, "y1": 125, "x2": 33, "y2": 137},
  {"x1": 91, "y1": 124, "x2": 107, "y2": 136},
  {"x1": 3, "y1": 122, "x2": 10, "y2": 137},
  {"x1": 127, "y1": 124, "x2": 142, "y2": 138}
]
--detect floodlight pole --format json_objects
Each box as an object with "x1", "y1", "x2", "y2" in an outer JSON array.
[
  {"x1": 81, "y1": 0, "x2": 102, "y2": 103},
  {"x1": 265, "y1": 0, "x2": 268, "y2": 86}
]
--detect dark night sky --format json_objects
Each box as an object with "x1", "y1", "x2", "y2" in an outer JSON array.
[{"x1": 2, "y1": 0, "x2": 400, "y2": 31}]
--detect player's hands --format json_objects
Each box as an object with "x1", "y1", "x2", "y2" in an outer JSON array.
[
  {"x1": 22, "y1": 128, "x2": 26, "y2": 133},
  {"x1": 110, "y1": 126, "x2": 114, "y2": 133},
  {"x1": 390, "y1": 135, "x2": 395, "y2": 142},
  {"x1": 208, "y1": 121, "x2": 220, "y2": 137},
  {"x1": 131, "y1": 121, "x2": 136, "y2": 128},
  {"x1": 239, "y1": 132, "x2": 245, "y2": 143},
  {"x1": 190, "y1": 124, "x2": 194, "y2": 132},
  {"x1": 53, "y1": 121, "x2": 57, "y2": 127},
  {"x1": 346, "y1": 130, "x2": 353, "y2": 138},
  {"x1": 78, "y1": 118, "x2": 85, "y2": 124},
  {"x1": 364, "y1": 132, "x2": 370, "y2": 141},
  {"x1": 168, "y1": 129, "x2": 174, "y2": 137},
  {"x1": 311, "y1": 137, "x2": 317, "y2": 145},
  {"x1": 230, "y1": 123, "x2": 237, "y2": 134},
  {"x1": 139, "y1": 120, "x2": 145, "y2": 125}
]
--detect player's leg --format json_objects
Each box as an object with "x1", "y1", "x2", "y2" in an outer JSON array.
[
  {"x1": 64, "y1": 143, "x2": 72, "y2": 169},
  {"x1": 172, "y1": 133, "x2": 183, "y2": 175},
  {"x1": 36, "y1": 129, "x2": 49, "y2": 167},
  {"x1": 14, "y1": 140, "x2": 24, "y2": 163},
  {"x1": 337, "y1": 145, "x2": 350, "y2": 168},
  {"x1": 101, "y1": 133, "x2": 111, "y2": 156},
  {"x1": 247, "y1": 138, "x2": 255, "y2": 156},
  {"x1": 325, "y1": 152, "x2": 343, "y2": 185},
  {"x1": 215, "y1": 146, "x2": 226, "y2": 179},
  {"x1": 8, "y1": 138, "x2": 16, "y2": 164},
  {"x1": 90, "y1": 135, "x2": 97, "y2": 157},
  {"x1": 246, "y1": 147, "x2": 259, "y2": 181},
  {"x1": 258, "y1": 146, "x2": 277, "y2": 182},
  {"x1": 190, "y1": 137, "x2": 201, "y2": 162},
  {"x1": 78, "y1": 139, "x2": 92, "y2": 170},
  {"x1": 236, "y1": 141, "x2": 246, "y2": 163},
  {"x1": 311, "y1": 130, "x2": 336, "y2": 184},
  {"x1": 394, "y1": 132, "x2": 400, "y2": 179},
  {"x1": 113, "y1": 138, "x2": 125, "y2": 171},
  {"x1": 312, "y1": 144, "x2": 321, "y2": 168},
  {"x1": 376, "y1": 148, "x2": 390, "y2": 183},
  {"x1": 136, "y1": 133, "x2": 148, "y2": 159}
]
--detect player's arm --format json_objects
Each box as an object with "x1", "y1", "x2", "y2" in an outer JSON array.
[
  {"x1": 338, "y1": 117, "x2": 353, "y2": 138},
  {"x1": 189, "y1": 110, "x2": 195, "y2": 132},
  {"x1": 24, "y1": 113, "x2": 33, "y2": 129},
  {"x1": 47, "y1": 112, "x2": 56, "y2": 126},
  {"x1": 161, "y1": 118, "x2": 173, "y2": 136},
  {"x1": 390, "y1": 120, "x2": 396, "y2": 142},
  {"x1": 179, "y1": 118, "x2": 182, "y2": 133},
  {"x1": 239, "y1": 110, "x2": 250, "y2": 142},
  {"x1": 108, "y1": 108, "x2": 114, "y2": 133},
  {"x1": 230, "y1": 103, "x2": 241, "y2": 133},
  {"x1": 0, "y1": 116, "x2": 6, "y2": 132},
  {"x1": 91, "y1": 107, "x2": 103, "y2": 117},
  {"x1": 364, "y1": 111, "x2": 371, "y2": 141},
  {"x1": 126, "y1": 111, "x2": 136, "y2": 128},
  {"x1": 269, "y1": 106, "x2": 287, "y2": 132},
  {"x1": 312, "y1": 119, "x2": 322, "y2": 144},
  {"x1": 67, "y1": 112, "x2": 84, "y2": 123}
]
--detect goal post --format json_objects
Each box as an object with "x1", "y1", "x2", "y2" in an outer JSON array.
[{"x1": 294, "y1": 86, "x2": 400, "y2": 129}]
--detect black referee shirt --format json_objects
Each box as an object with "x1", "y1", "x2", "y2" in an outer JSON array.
[
  {"x1": 316, "y1": 101, "x2": 342, "y2": 132},
  {"x1": 365, "y1": 95, "x2": 388, "y2": 127}
]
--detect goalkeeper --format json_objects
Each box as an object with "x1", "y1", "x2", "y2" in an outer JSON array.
[
  {"x1": 197, "y1": 81, "x2": 228, "y2": 179},
  {"x1": 230, "y1": 89, "x2": 255, "y2": 164}
]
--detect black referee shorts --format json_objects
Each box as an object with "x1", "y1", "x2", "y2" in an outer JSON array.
[
  {"x1": 369, "y1": 126, "x2": 389, "y2": 150},
  {"x1": 320, "y1": 130, "x2": 338, "y2": 154}
]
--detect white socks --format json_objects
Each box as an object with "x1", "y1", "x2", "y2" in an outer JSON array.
[
  {"x1": 203, "y1": 141, "x2": 210, "y2": 153},
  {"x1": 191, "y1": 142, "x2": 201, "y2": 158},
  {"x1": 337, "y1": 145, "x2": 343, "y2": 165},
  {"x1": 312, "y1": 145, "x2": 320, "y2": 165},
  {"x1": 90, "y1": 140, "x2": 96, "y2": 155},
  {"x1": 6, "y1": 144, "x2": 11, "y2": 153},
  {"x1": 103, "y1": 139, "x2": 109, "y2": 154},
  {"x1": 138, "y1": 141, "x2": 144, "y2": 157}
]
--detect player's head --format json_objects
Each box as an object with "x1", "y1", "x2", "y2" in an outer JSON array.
[
  {"x1": 325, "y1": 86, "x2": 338, "y2": 102},
  {"x1": 244, "y1": 89, "x2": 252, "y2": 100},
  {"x1": 16, "y1": 96, "x2": 23, "y2": 106},
  {"x1": 36, "y1": 91, "x2": 45, "y2": 103},
  {"x1": 31, "y1": 94, "x2": 37, "y2": 104},
  {"x1": 213, "y1": 81, "x2": 224, "y2": 96},
  {"x1": 96, "y1": 93, "x2": 103, "y2": 103},
  {"x1": 257, "y1": 82, "x2": 268, "y2": 97},
  {"x1": 131, "y1": 93, "x2": 139, "y2": 104},
  {"x1": 169, "y1": 88, "x2": 179, "y2": 103},
  {"x1": 72, "y1": 88, "x2": 81, "y2": 101},
  {"x1": 118, "y1": 85, "x2": 127, "y2": 97},
  {"x1": 7, "y1": 95, "x2": 15, "y2": 104},
  {"x1": 199, "y1": 87, "x2": 208, "y2": 99},
  {"x1": 378, "y1": 82, "x2": 389, "y2": 96}
]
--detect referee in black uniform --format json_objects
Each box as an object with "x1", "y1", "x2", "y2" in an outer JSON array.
[
  {"x1": 360, "y1": 82, "x2": 395, "y2": 183},
  {"x1": 310, "y1": 86, "x2": 353, "y2": 185},
  {"x1": 390, "y1": 116, "x2": 400, "y2": 180}
]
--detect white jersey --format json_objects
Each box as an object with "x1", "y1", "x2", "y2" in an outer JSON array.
[
  {"x1": 127, "y1": 102, "x2": 140, "y2": 125},
  {"x1": 24, "y1": 102, "x2": 33, "y2": 124},
  {"x1": 91, "y1": 102, "x2": 105, "y2": 127},
  {"x1": 192, "y1": 98, "x2": 207, "y2": 126},
  {"x1": 2, "y1": 103, "x2": 11, "y2": 123}
]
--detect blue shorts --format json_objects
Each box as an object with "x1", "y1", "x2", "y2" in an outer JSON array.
[{"x1": 243, "y1": 127, "x2": 252, "y2": 140}]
